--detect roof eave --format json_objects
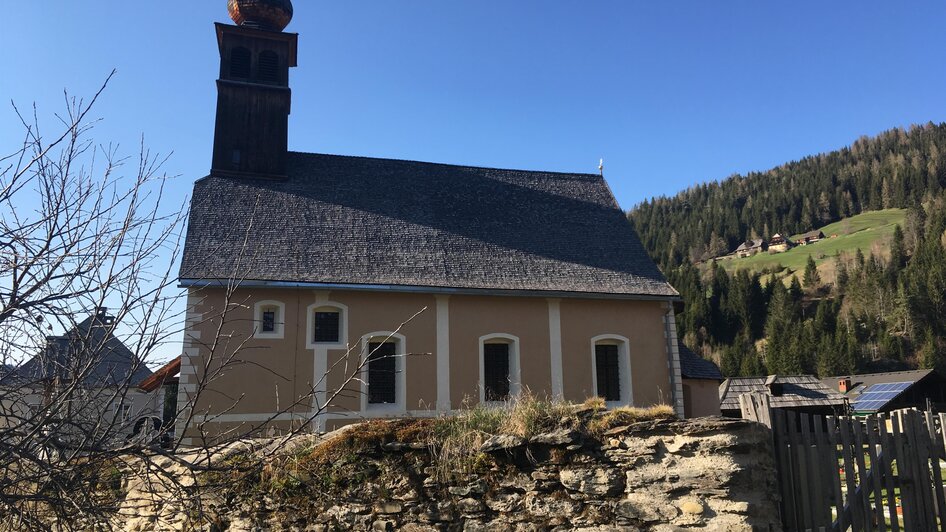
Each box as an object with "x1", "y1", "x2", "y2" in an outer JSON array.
[{"x1": 178, "y1": 278, "x2": 682, "y2": 302}]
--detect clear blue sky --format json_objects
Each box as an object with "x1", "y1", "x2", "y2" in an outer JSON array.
[{"x1": 2, "y1": 1, "x2": 944, "y2": 209}]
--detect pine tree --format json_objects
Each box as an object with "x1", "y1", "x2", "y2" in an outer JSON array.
[
  {"x1": 803, "y1": 255, "x2": 821, "y2": 288},
  {"x1": 919, "y1": 328, "x2": 944, "y2": 372},
  {"x1": 890, "y1": 224, "x2": 907, "y2": 270}
]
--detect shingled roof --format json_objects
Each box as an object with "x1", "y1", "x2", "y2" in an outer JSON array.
[
  {"x1": 6, "y1": 310, "x2": 152, "y2": 389},
  {"x1": 719, "y1": 375, "x2": 847, "y2": 413},
  {"x1": 678, "y1": 344, "x2": 723, "y2": 381},
  {"x1": 180, "y1": 152, "x2": 677, "y2": 298}
]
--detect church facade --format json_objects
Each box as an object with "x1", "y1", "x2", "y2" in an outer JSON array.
[{"x1": 176, "y1": 1, "x2": 683, "y2": 444}]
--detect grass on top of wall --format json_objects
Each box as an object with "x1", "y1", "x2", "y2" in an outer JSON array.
[
  {"x1": 203, "y1": 395, "x2": 676, "y2": 505},
  {"x1": 295, "y1": 395, "x2": 673, "y2": 483}
]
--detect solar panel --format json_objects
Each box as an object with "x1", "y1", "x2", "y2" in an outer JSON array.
[{"x1": 851, "y1": 381, "x2": 913, "y2": 412}]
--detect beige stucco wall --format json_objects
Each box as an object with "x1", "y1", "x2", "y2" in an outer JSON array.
[
  {"x1": 448, "y1": 295, "x2": 552, "y2": 406},
  {"x1": 682, "y1": 378, "x2": 722, "y2": 418},
  {"x1": 559, "y1": 298, "x2": 673, "y2": 407},
  {"x1": 181, "y1": 287, "x2": 676, "y2": 440}
]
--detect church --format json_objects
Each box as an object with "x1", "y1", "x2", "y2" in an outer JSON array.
[{"x1": 176, "y1": 1, "x2": 683, "y2": 444}]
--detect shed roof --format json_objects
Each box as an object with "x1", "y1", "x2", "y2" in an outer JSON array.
[
  {"x1": 679, "y1": 344, "x2": 723, "y2": 381},
  {"x1": 719, "y1": 375, "x2": 847, "y2": 412},
  {"x1": 180, "y1": 152, "x2": 677, "y2": 298}
]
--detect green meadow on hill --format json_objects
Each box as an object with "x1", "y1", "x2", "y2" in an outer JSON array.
[{"x1": 715, "y1": 208, "x2": 906, "y2": 280}]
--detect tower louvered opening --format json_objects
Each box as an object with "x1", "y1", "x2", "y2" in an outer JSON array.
[
  {"x1": 258, "y1": 51, "x2": 279, "y2": 83},
  {"x1": 230, "y1": 47, "x2": 251, "y2": 79}
]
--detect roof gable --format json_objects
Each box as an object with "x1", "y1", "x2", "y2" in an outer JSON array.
[
  {"x1": 180, "y1": 152, "x2": 677, "y2": 297},
  {"x1": 9, "y1": 313, "x2": 152, "y2": 388}
]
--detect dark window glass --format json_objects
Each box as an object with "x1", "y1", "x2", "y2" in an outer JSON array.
[
  {"x1": 484, "y1": 343, "x2": 510, "y2": 402},
  {"x1": 230, "y1": 47, "x2": 251, "y2": 79},
  {"x1": 314, "y1": 311, "x2": 340, "y2": 343},
  {"x1": 595, "y1": 344, "x2": 621, "y2": 402},
  {"x1": 258, "y1": 50, "x2": 279, "y2": 83},
  {"x1": 367, "y1": 342, "x2": 397, "y2": 404},
  {"x1": 262, "y1": 310, "x2": 275, "y2": 332}
]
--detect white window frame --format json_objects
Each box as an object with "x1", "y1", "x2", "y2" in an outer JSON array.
[
  {"x1": 253, "y1": 300, "x2": 286, "y2": 339},
  {"x1": 590, "y1": 334, "x2": 633, "y2": 407},
  {"x1": 359, "y1": 331, "x2": 407, "y2": 414},
  {"x1": 478, "y1": 333, "x2": 522, "y2": 405},
  {"x1": 306, "y1": 302, "x2": 348, "y2": 350}
]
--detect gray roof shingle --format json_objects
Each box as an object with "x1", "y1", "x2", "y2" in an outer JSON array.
[{"x1": 180, "y1": 152, "x2": 678, "y2": 298}]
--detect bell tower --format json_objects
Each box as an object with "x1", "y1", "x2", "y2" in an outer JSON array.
[{"x1": 211, "y1": 0, "x2": 298, "y2": 178}]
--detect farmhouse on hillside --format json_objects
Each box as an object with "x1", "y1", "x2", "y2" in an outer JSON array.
[
  {"x1": 174, "y1": 2, "x2": 684, "y2": 444},
  {"x1": 735, "y1": 238, "x2": 767, "y2": 258},
  {"x1": 796, "y1": 230, "x2": 825, "y2": 245},
  {"x1": 768, "y1": 233, "x2": 793, "y2": 253}
]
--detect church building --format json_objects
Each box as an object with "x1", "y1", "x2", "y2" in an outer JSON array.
[{"x1": 176, "y1": 1, "x2": 682, "y2": 444}]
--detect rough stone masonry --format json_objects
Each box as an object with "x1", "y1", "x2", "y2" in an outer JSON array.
[{"x1": 113, "y1": 416, "x2": 782, "y2": 531}]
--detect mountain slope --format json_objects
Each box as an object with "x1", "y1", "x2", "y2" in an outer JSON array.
[
  {"x1": 630, "y1": 123, "x2": 946, "y2": 269},
  {"x1": 629, "y1": 124, "x2": 946, "y2": 378}
]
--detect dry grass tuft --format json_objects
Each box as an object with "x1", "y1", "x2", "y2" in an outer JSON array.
[{"x1": 586, "y1": 404, "x2": 676, "y2": 437}]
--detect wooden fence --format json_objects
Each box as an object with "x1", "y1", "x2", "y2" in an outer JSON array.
[{"x1": 741, "y1": 394, "x2": 946, "y2": 532}]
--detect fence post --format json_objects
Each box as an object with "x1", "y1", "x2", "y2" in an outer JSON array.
[{"x1": 739, "y1": 392, "x2": 772, "y2": 428}]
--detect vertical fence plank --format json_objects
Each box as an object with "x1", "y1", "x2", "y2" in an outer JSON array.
[
  {"x1": 801, "y1": 413, "x2": 820, "y2": 531},
  {"x1": 775, "y1": 409, "x2": 798, "y2": 531},
  {"x1": 813, "y1": 415, "x2": 834, "y2": 528},
  {"x1": 939, "y1": 413, "x2": 946, "y2": 532},
  {"x1": 878, "y1": 414, "x2": 900, "y2": 532},
  {"x1": 830, "y1": 416, "x2": 849, "y2": 532},
  {"x1": 865, "y1": 416, "x2": 887, "y2": 532},
  {"x1": 910, "y1": 411, "x2": 937, "y2": 529},
  {"x1": 852, "y1": 417, "x2": 875, "y2": 532},
  {"x1": 891, "y1": 413, "x2": 915, "y2": 532},
  {"x1": 792, "y1": 412, "x2": 815, "y2": 530},
  {"x1": 905, "y1": 411, "x2": 931, "y2": 530},
  {"x1": 839, "y1": 416, "x2": 862, "y2": 531},
  {"x1": 921, "y1": 410, "x2": 946, "y2": 531}
]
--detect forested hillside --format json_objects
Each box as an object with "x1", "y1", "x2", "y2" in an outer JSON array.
[
  {"x1": 629, "y1": 123, "x2": 946, "y2": 377},
  {"x1": 632, "y1": 123, "x2": 946, "y2": 267}
]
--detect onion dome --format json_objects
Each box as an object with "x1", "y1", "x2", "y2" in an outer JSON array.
[{"x1": 228, "y1": 0, "x2": 293, "y2": 32}]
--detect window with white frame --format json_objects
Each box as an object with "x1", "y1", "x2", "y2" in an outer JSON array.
[
  {"x1": 479, "y1": 334, "x2": 521, "y2": 404},
  {"x1": 367, "y1": 341, "x2": 397, "y2": 404},
  {"x1": 307, "y1": 303, "x2": 347, "y2": 348},
  {"x1": 254, "y1": 300, "x2": 285, "y2": 339},
  {"x1": 591, "y1": 335, "x2": 632, "y2": 405},
  {"x1": 360, "y1": 332, "x2": 406, "y2": 411}
]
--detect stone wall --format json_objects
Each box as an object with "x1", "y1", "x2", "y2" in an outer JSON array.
[{"x1": 123, "y1": 416, "x2": 781, "y2": 531}]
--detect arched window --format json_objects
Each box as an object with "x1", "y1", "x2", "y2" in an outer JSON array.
[
  {"x1": 253, "y1": 300, "x2": 285, "y2": 339},
  {"x1": 360, "y1": 332, "x2": 406, "y2": 412},
  {"x1": 478, "y1": 334, "x2": 521, "y2": 404},
  {"x1": 306, "y1": 302, "x2": 347, "y2": 349},
  {"x1": 230, "y1": 47, "x2": 251, "y2": 79},
  {"x1": 590, "y1": 335, "x2": 633, "y2": 406},
  {"x1": 257, "y1": 50, "x2": 279, "y2": 83}
]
